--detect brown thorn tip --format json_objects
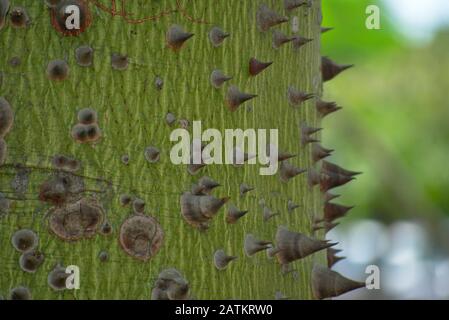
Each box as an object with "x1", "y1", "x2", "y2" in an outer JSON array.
[{"x1": 249, "y1": 58, "x2": 273, "y2": 76}]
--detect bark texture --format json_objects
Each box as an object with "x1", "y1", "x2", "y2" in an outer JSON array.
[{"x1": 0, "y1": 0, "x2": 323, "y2": 299}]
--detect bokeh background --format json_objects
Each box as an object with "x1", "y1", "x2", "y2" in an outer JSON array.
[{"x1": 321, "y1": 0, "x2": 449, "y2": 299}]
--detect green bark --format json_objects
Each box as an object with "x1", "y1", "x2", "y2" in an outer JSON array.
[{"x1": 0, "y1": 0, "x2": 323, "y2": 299}]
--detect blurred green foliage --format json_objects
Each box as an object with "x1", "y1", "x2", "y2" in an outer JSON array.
[
  {"x1": 321, "y1": 1, "x2": 449, "y2": 222},
  {"x1": 321, "y1": 0, "x2": 403, "y2": 61}
]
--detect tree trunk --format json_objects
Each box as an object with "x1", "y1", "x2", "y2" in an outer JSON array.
[{"x1": 0, "y1": 0, "x2": 325, "y2": 299}]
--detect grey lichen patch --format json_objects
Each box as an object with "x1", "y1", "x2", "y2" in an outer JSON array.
[
  {"x1": 75, "y1": 45, "x2": 94, "y2": 67},
  {"x1": 86, "y1": 123, "x2": 102, "y2": 142},
  {"x1": 71, "y1": 109, "x2": 102, "y2": 144},
  {"x1": 77, "y1": 108, "x2": 98, "y2": 125},
  {"x1": 9, "y1": 56, "x2": 21, "y2": 67},
  {"x1": 52, "y1": 154, "x2": 81, "y2": 172},
  {"x1": 19, "y1": 250, "x2": 44, "y2": 273},
  {"x1": 46, "y1": 59, "x2": 69, "y2": 81},
  {"x1": 47, "y1": 264, "x2": 69, "y2": 291},
  {"x1": 100, "y1": 220, "x2": 113, "y2": 235},
  {"x1": 119, "y1": 193, "x2": 132, "y2": 207},
  {"x1": 132, "y1": 198, "x2": 145, "y2": 214},
  {"x1": 111, "y1": 53, "x2": 129, "y2": 71},
  {"x1": 121, "y1": 154, "x2": 130, "y2": 165},
  {"x1": 98, "y1": 250, "x2": 109, "y2": 262},
  {"x1": 11, "y1": 229, "x2": 38, "y2": 252},
  {"x1": 119, "y1": 214, "x2": 164, "y2": 261},
  {"x1": 154, "y1": 76, "x2": 164, "y2": 90},
  {"x1": 48, "y1": 197, "x2": 104, "y2": 241},
  {"x1": 165, "y1": 112, "x2": 176, "y2": 126},
  {"x1": 10, "y1": 165, "x2": 30, "y2": 197},
  {"x1": 178, "y1": 119, "x2": 189, "y2": 129},
  {"x1": 9, "y1": 286, "x2": 32, "y2": 300},
  {"x1": 71, "y1": 124, "x2": 89, "y2": 143},
  {"x1": 52, "y1": 154, "x2": 69, "y2": 169},
  {"x1": 39, "y1": 171, "x2": 85, "y2": 205},
  {"x1": 144, "y1": 146, "x2": 160, "y2": 163},
  {"x1": 10, "y1": 6, "x2": 30, "y2": 28}
]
